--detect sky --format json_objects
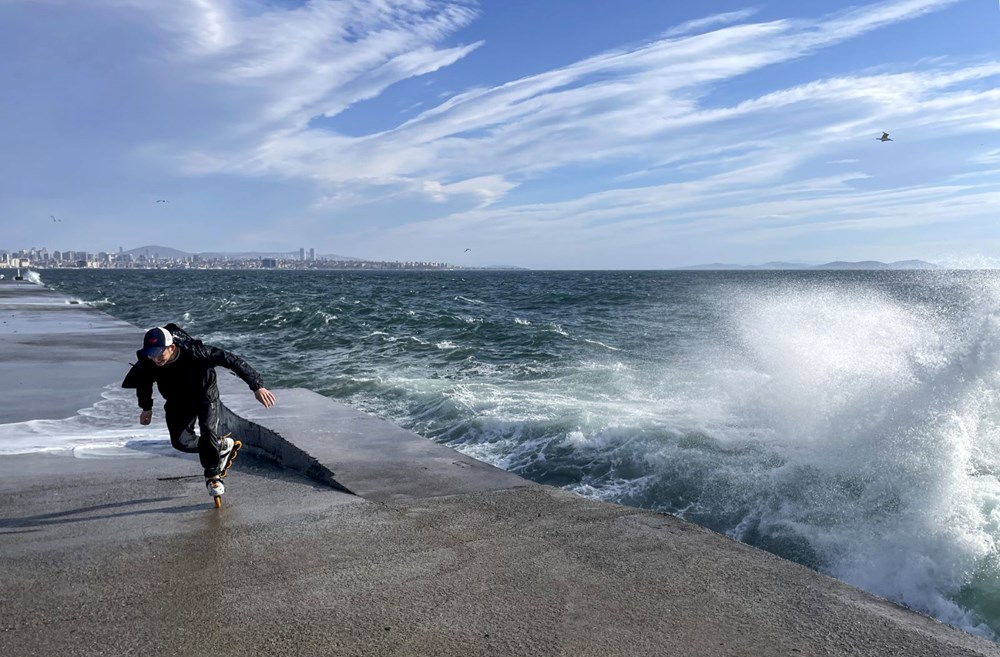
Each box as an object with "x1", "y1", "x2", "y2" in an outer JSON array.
[{"x1": 1, "y1": 0, "x2": 999, "y2": 269}]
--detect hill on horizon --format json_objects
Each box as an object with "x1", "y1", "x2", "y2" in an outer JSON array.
[{"x1": 675, "y1": 259, "x2": 942, "y2": 271}]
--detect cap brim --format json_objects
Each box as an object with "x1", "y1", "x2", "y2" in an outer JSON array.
[{"x1": 141, "y1": 347, "x2": 167, "y2": 357}]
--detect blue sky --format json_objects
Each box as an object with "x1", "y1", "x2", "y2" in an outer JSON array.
[{"x1": 2, "y1": 0, "x2": 999, "y2": 269}]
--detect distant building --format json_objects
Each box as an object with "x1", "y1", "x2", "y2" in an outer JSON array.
[
  {"x1": 299, "y1": 248, "x2": 305, "y2": 261},
  {"x1": 261, "y1": 258, "x2": 277, "y2": 268},
  {"x1": 308, "y1": 248, "x2": 315, "y2": 261}
]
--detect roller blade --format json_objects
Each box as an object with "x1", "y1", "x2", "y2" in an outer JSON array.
[
  {"x1": 207, "y1": 477, "x2": 224, "y2": 508},
  {"x1": 217, "y1": 436, "x2": 242, "y2": 479}
]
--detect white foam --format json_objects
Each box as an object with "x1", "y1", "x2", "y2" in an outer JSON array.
[
  {"x1": 0, "y1": 385, "x2": 168, "y2": 457},
  {"x1": 83, "y1": 298, "x2": 116, "y2": 307},
  {"x1": 704, "y1": 279, "x2": 1000, "y2": 637},
  {"x1": 582, "y1": 338, "x2": 621, "y2": 351},
  {"x1": 544, "y1": 323, "x2": 569, "y2": 336}
]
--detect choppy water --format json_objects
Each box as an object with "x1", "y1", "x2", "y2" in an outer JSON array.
[{"x1": 23, "y1": 268, "x2": 1000, "y2": 638}]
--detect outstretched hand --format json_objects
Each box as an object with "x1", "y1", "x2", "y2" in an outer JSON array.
[
  {"x1": 139, "y1": 410, "x2": 152, "y2": 425},
  {"x1": 255, "y1": 387, "x2": 276, "y2": 408}
]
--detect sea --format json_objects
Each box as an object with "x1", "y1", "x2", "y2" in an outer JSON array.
[{"x1": 8, "y1": 267, "x2": 1000, "y2": 640}]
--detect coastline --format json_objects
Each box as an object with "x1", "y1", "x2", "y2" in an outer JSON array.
[{"x1": 1, "y1": 277, "x2": 998, "y2": 656}]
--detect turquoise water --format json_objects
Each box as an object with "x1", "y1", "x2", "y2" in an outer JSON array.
[{"x1": 38, "y1": 268, "x2": 1000, "y2": 639}]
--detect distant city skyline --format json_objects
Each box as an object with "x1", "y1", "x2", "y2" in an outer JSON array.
[
  {"x1": 2, "y1": 1, "x2": 999, "y2": 269},
  {"x1": 1, "y1": 243, "x2": 460, "y2": 271},
  {"x1": 1, "y1": 243, "x2": 357, "y2": 260}
]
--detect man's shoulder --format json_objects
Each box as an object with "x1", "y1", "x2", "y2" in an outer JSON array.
[
  {"x1": 165, "y1": 323, "x2": 195, "y2": 342},
  {"x1": 179, "y1": 340, "x2": 221, "y2": 360}
]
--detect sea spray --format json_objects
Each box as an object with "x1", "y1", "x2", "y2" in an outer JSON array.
[{"x1": 701, "y1": 278, "x2": 1000, "y2": 636}]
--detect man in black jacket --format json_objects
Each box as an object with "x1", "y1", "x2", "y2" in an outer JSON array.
[{"x1": 122, "y1": 324, "x2": 276, "y2": 498}]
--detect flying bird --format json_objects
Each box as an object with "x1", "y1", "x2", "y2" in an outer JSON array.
[
  {"x1": 464, "y1": 248, "x2": 471, "y2": 252},
  {"x1": 876, "y1": 132, "x2": 893, "y2": 142},
  {"x1": 156, "y1": 199, "x2": 169, "y2": 203}
]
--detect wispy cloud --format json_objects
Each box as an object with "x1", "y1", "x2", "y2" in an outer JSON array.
[
  {"x1": 11, "y1": 0, "x2": 968, "y2": 203},
  {"x1": 971, "y1": 150, "x2": 1000, "y2": 164},
  {"x1": 661, "y1": 9, "x2": 761, "y2": 39},
  {"x1": 171, "y1": 0, "x2": 967, "y2": 203}
]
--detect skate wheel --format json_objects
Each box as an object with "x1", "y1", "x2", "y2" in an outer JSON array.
[{"x1": 214, "y1": 496, "x2": 222, "y2": 509}]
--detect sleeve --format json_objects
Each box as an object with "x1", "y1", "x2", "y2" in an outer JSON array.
[
  {"x1": 201, "y1": 345, "x2": 265, "y2": 392},
  {"x1": 121, "y1": 356, "x2": 155, "y2": 411}
]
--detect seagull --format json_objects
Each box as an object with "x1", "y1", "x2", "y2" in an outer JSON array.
[
  {"x1": 464, "y1": 248, "x2": 471, "y2": 252},
  {"x1": 156, "y1": 199, "x2": 169, "y2": 203},
  {"x1": 876, "y1": 132, "x2": 893, "y2": 142}
]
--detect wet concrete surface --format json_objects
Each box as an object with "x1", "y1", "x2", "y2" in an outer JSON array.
[{"x1": 0, "y1": 280, "x2": 138, "y2": 422}]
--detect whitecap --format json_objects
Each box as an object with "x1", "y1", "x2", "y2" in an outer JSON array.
[
  {"x1": 582, "y1": 338, "x2": 621, "y2": 351},
  {"x1": 545, "y1": 323, "x2": 569, "y2": 336}
]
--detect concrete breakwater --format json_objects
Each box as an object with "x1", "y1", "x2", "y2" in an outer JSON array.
[{"x1": 1, "y1": 277, "x2": 998, "y2": 657}]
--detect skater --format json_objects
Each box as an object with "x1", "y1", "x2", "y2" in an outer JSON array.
[{"x1": 122, "y1": 324, "x2": 276, "y2": 499}]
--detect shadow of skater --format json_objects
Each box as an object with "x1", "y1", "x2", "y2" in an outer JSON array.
[{"x1": 0, "y1": 497, "x2": 204, "y2": 530}]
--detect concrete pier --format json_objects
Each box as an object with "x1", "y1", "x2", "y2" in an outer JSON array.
[{"x1": 1, "y1": 277, "x2": 998, "y2": 657}]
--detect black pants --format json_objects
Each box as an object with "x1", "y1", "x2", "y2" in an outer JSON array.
[{"x1": 164, "y1": 398, "x2": 225, "y2": 478}]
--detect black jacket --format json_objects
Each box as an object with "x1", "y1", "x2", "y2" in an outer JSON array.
[{"x1": 121, "y1": 324, "x2": 264, "y2": 411}]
